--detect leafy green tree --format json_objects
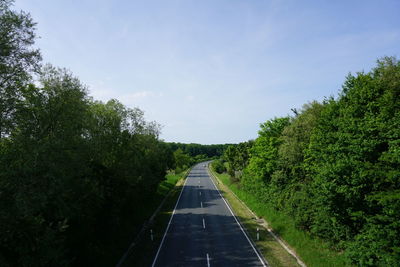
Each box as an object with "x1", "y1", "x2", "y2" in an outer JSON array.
[
  {"x1": 270, "y1": 102, "x2": 324, "y2": 226},
  {"x1": 0, "y1": 64, "x2": 174, "y2": 266},
  {"x1": 241, "y1": 117, "x2": 290, "y2": 200},
  {"x1": 211, "y1": 159, "x2": 226, "y2": 174},
  {"x1": 166, "y1": 142, "x2": 230, "y2": 159},
  {"x1": 223, "y1": 141, "x2": 253, "y2": 180},
  {"x1": 0, "y1": 0, "x2": 41, "y2": 137},
  {"x1": 223, "y1": 145, "x2": 237, "y2": 177},
  {"x1": 307, "y1": 57, "x2": 400, "y2": 264},
  {"x1": 173, "y1": 148, "x2": 192, "y2": 172},
  {"x1": 279, "y1": 101, "x2": 324, "y2": 170},
  {"x1": 0, "y1": 65, "x2": 89, "y2": 267},
  {"x1": 0, "y1": 2, "x2": 175, "y2": 266},
  {"x1": 214, "y1": 57, "x2": 400, "y2": 265}
]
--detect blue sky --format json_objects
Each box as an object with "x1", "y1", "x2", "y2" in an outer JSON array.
[{"x1": 14, "y1": 0, "x2": 400, "y2": 144}]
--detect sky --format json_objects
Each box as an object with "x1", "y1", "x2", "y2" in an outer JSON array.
[{"x1": 14, "y1": 0, "x2": 400, "y2": 144}]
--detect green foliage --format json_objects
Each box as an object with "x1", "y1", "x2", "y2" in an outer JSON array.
[
  {"x1": 166, "y1": 142, "x2": 230, "y2": 172},
  {"x1": 0, "y1": 65, "x2": 90, "y2": 266},
  {"x1": 0, "y1": 60, "x2": 174, "y2": 266},
  {"x1": 247, "y1": 117, "x2": 290, "y2": 182},
  {"x1": 166, "y1": 142, "x2": 230, "y2": 159},
  {"x1": 241, "y1": 117, "x2": 290, "y2": 202},
  {"x1": 306, "y1": 57, "x2": 400, "y2": 264},
  {"x1": 210, "y1": 167, "x2": 350, "y2": 267},
  {"x1": 0, "y1": 6, "x2": 224, "y2": 260},
  {"x1": 222, "y1": 57, "x2": 400, "y2": 265},
  {"x1": 173, "y1": 148, "x2": 192, "y2": 172},
  {"x1": 2, "y1": 2, "x2": 399, "y2": 265},
  {"x1": 223, "y1": 140, "x2": 253, "y2": 180},
  {"x1": 211, "y1": 159, "x2": 226, "y2": 174},
  {"x1": 0, "y1": 0, "x2": 41, "y2": 138},
  {"x1": 273, "y1": 102, "x2": 324, "y2": 227}
]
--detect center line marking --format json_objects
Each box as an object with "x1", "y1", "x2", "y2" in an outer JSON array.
[
  {"x1": 203, "y1": 218, "x2": 206, "y2": 229},
  {"x1": 207, "y1": 253, "x2": 210, "y2": 267}
]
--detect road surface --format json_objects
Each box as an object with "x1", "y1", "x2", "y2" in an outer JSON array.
[{"x1": 152, "y1": 162, "x2": 266, "y2": 267}]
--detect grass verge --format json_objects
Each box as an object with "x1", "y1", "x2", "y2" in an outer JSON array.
[
  {"x1": 118, "y1": 170, "x2": 189, "y2": 267},
  {"x1": 209, "y1": 167, "x2": 351, "y2": 267}
]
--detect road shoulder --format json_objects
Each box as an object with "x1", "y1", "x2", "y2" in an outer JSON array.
[{"x1": 208, "y1": 165, "x2": 303, "y2": 267}]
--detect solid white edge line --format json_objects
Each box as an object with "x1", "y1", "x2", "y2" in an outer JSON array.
[
  {"x1": 151, "y1": 172, "x2": 190, "y2": 267},
  {"x1": 207, "y1": 167, "x2": 267, "y2": 267}
]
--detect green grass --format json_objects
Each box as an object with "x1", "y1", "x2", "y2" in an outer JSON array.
[
  {"x1": 211, "y1": 170, "x2": 351, "y2": 267},
  {"x1": 157, "y1": 171, "x2": 185, "y2": 195}
]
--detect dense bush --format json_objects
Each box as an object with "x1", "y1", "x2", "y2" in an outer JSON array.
[{"x1": 211, "y1": 159, "x2": 226, "y2": 174}]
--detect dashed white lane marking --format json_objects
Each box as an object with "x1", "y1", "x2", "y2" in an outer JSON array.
[
  {"x1": 203, "y1": 218, "x2": 206, "y2": 229},
  {"x1": 207, "y1": 253, "x2": 210, "y2": 267},
  {"x1": 201, "y1": 201, "x2": 203, "y2": 208}
]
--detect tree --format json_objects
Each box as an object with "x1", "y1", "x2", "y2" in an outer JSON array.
[
  {"x1": 0, "y1": 64, "x2": 173, "y2": 266},
  {"x1": 271, "y1": 101, "x2": 324, "y2": 227},
  {"x1": 0, "y1": 65, "x2": 89, "y2": 267},
  {"x1": 211, "y1": 159, "x2": 226, "y2": 174},
  {"x1": 0, "y1": 0, "x2": 41, "y2": 137},
  {"x1": 173, "y1": 148, "x2": 192, "y2": 172},
  {"x1": 241, "y1": 117, "x2": 290, "y2": 201},
  {"x1": 223, "y1": 141, "x2": 253, "y2": 180},
  {"x1": 0, "y1": 2, "x2": 176, "y2": 266},
  {"x1": 307, "y1": 57, "x2": 400, "y2": 264}
]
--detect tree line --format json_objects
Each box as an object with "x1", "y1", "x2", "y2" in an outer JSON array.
[
  {"x1": 219, "y1": 57, "x2": 400, "y2": 266},
  {"x1": 0, "y1": 1, "x2": 226, "y2": 266},
  {"x1": 167, "y1": 142, "x2": 230, "y2": 172}
]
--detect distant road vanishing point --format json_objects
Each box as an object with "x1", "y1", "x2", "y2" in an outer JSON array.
[{"x1": 152, "y1": 162, "x2": 267, "y2": 267}]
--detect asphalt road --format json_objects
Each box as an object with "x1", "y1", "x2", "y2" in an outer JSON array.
[{"x1": 152, "y1": 162, "x2": 266, "y2": 267}]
